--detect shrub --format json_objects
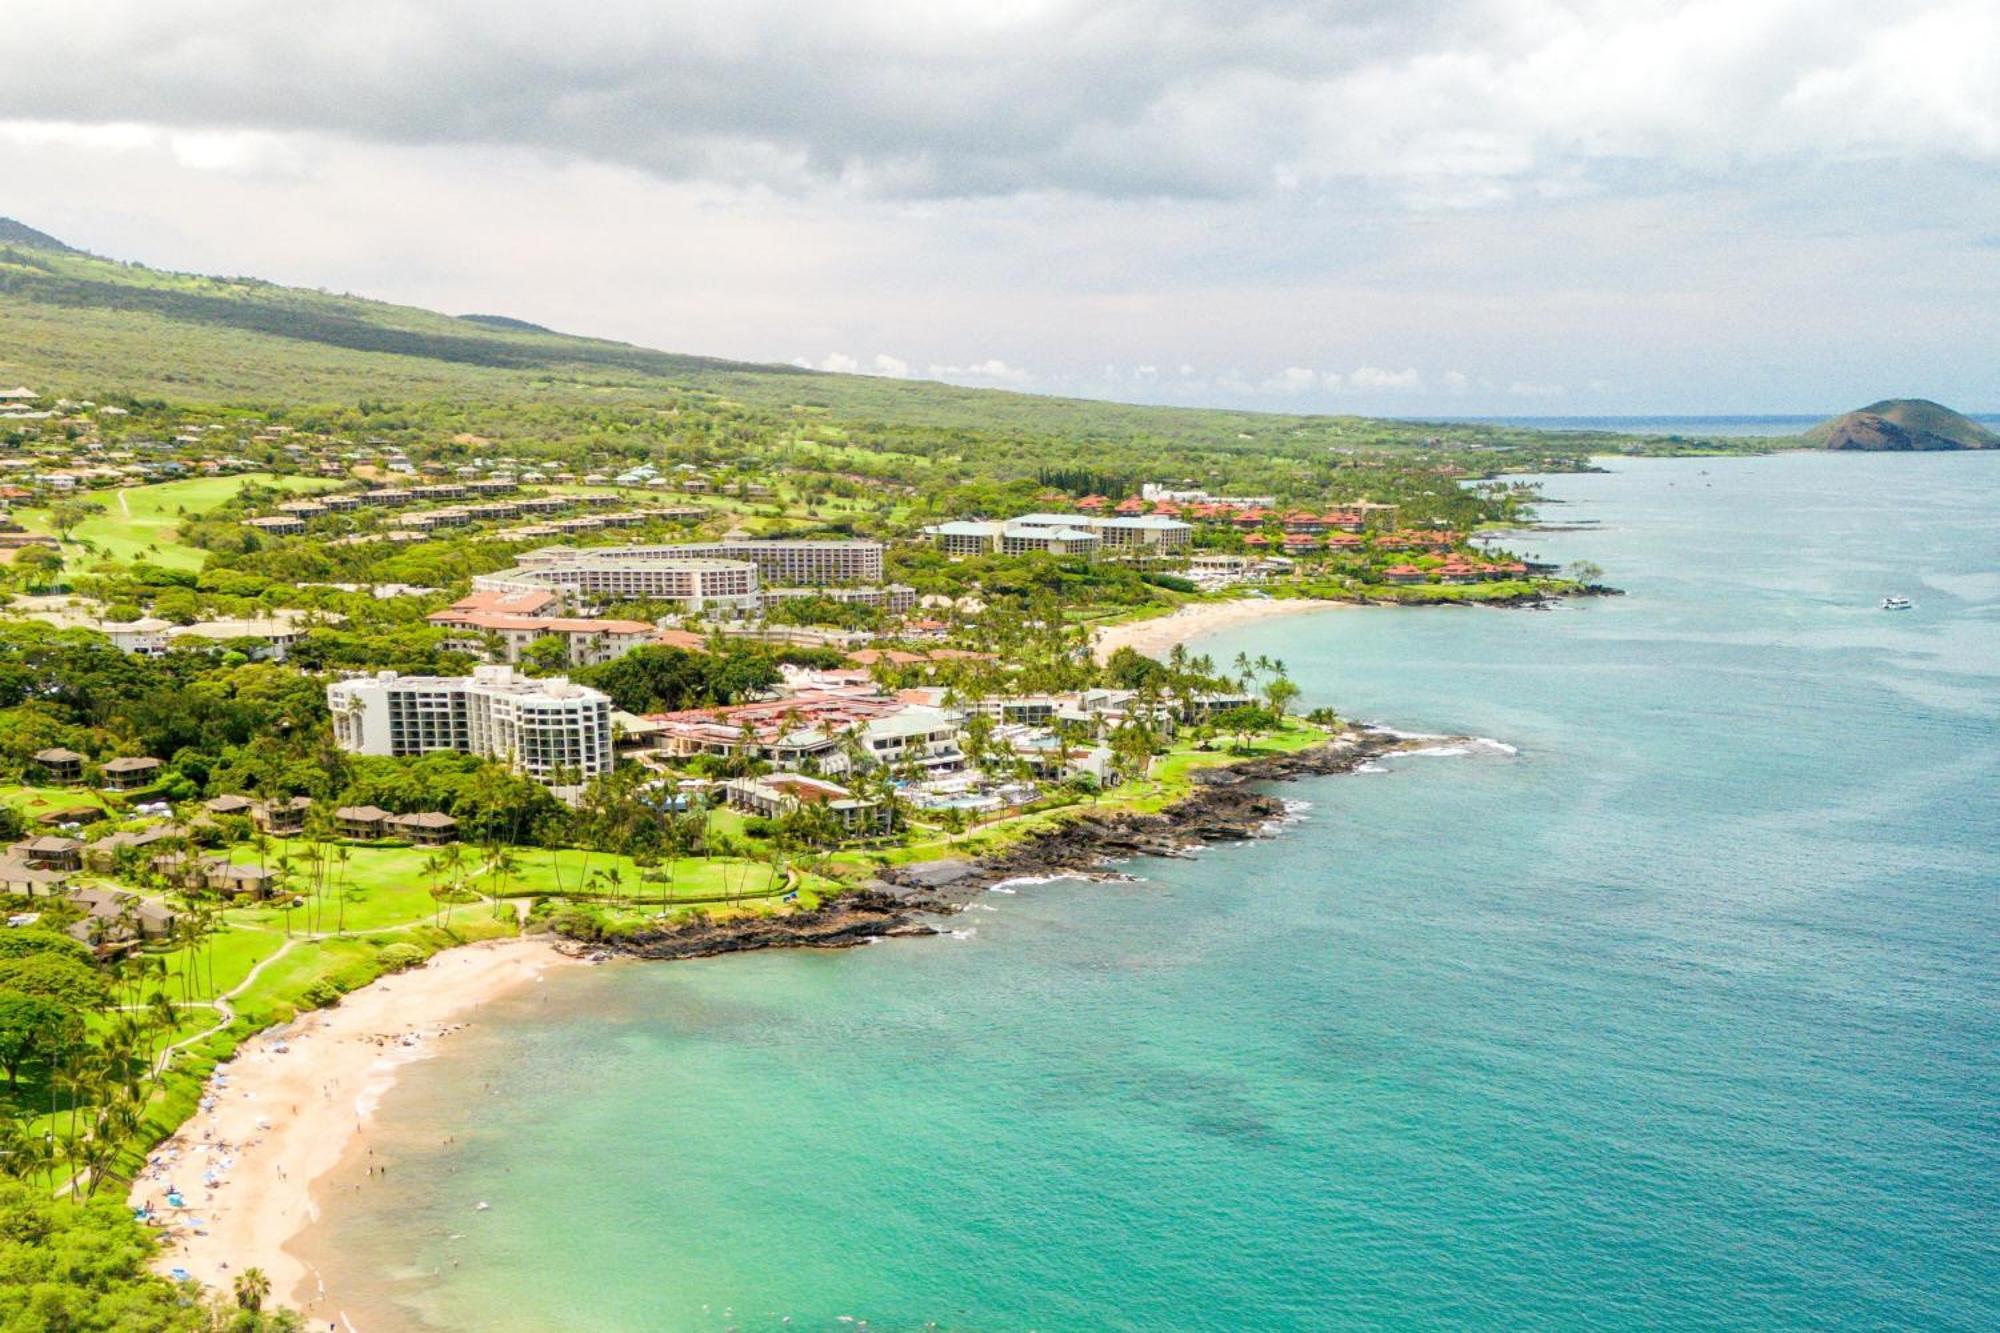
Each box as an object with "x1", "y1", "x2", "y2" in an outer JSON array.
[{"x1": 375, "y1": 942, "x2": 426, "y2": 972}]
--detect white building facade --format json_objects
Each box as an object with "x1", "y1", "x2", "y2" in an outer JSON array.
[{"x1": 328, "y1": 666, "x2": 614, "y2": 784}]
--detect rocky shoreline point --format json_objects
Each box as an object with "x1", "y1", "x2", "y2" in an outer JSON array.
[{"x1": 584, "y1": 727, "x2": 1464, "y2": 962}]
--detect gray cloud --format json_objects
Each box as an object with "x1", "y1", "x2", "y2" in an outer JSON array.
[{"x1": 4, "y1": 1, "x2": 1994, "y2": 202}]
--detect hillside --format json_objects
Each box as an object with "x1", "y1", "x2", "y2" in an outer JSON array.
[
  {"x1": 0, "y1": 218, "x2": 75, "y2": 252},
  {"x1": 1802, "y1": 399, "x2": 1998, "y2": 451},
  {"x1": 0, "y1": 217, "x2": 1629, "y2": 454}
]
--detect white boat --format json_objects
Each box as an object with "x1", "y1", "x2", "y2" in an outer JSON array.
[{"x1": 1881, "y1": 596, "x2": 1913, "y2": 611}]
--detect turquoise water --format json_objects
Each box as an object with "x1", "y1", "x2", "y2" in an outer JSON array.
[{"x1": 301, "y1": 453, "x2": 2000, "y2": 1331}]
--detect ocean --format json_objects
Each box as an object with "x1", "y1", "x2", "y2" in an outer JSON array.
[{"x1": 296, "y1": 452, "x2": 2000, "y2": 1331}]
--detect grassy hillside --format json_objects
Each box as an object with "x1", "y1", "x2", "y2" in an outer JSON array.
[
  {"x1": 0, "y1": 224, "x2": 1618, "y2": 452},
  {"x1": 14, "y1": 473, "x2": 343, "y2": 568}
]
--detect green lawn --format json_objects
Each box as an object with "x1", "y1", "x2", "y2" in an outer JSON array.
[
  {"x1": 0, "y1": 783, "x2": 118, "y2": 817},
  {"x1": 18, "y1": 472, "x2": 343, "y2": 569}
]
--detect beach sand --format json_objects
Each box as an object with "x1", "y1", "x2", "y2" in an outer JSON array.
[
  {"x1": 128, "y1": 937, "x2": 572, "y2": 1312},
  {"x1": 1093, "y1": 597, "x2": 1347, "y2": 664}
]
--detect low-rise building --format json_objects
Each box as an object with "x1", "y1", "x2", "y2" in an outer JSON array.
[
  {"x1": 33, "y1": 748, "x2": 86, "y2": 785},
  {"x1": 722, "y1": 773, "x2": 889, "y2": 833},
  {"x1": 99, "y1": 756, "x2": 162, "y2": 791},
  {"x1": 427, "y1": 611, "x2": 658, "y2": 667}
]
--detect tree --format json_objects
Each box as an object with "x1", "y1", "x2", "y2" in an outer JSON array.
[
  {"x1": 234, "y1": 1266, "x2": 272, "y2": 1312},
  {"x1": 519, "y1": 633, "x2": 571, "y2": 677},
  {"x1": 0, "y1": 993, "x2": 65, "y2": 1089},
  {"x1": 48, "y1": 498, "x2": 104, "y2": 541},
  {"x1": 1262, "y1": 675, "x2": 1300, "y2": 719}
]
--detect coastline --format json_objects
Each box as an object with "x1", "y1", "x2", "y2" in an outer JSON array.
[
  {"x1": 127, "y1": 937, "x2": 573, "y2": 1312},
  {"x1": 1092, "y1": 597, "x2": 1346, "y2": 663}
]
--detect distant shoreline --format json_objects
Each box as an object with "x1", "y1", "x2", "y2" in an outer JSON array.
[
  {"x1": 127, "y1": 939, "x2": 572, "y2": 1316},
  {"x1": 1092, "y1": 597, "x2": 1348, "y2": 664}
]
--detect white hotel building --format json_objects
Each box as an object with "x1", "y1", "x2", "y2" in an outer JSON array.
[
  {"x1": 328, "y1": 666, "x2": 614, "y2": 785},
  {"x1": 473, "y1": 555, "x2": 762, "y2": 614},
  {"x1": 923, "y1": 513, "x2": 1192, "y2": 558},
  {"x1": 513, "y1": 540, "x2": 884, "y2": 586}
]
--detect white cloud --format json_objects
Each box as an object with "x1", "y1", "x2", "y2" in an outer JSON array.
[
  {"x1": 927, "y1": 358, "x2": 1033, "y2": 386},
  {"x1": 815, "y1": 352, "x2": 861, "y2": 373},
  {"x1": 1348, "y1": 366, "x2": 1423, "y2": 391},
  {"x1": 871, "y1": 353, "x2": 911, "y2": 377}
]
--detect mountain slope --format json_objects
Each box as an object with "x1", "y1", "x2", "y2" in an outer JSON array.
[
  {"x1": 0, "y1": 218, "x2": 75, "y2": 252},
  {"x1": 1802, "y1": 399, "x2": 1998, "y2": 451},
  {"x1": 0, "y1": 218, "x2": 1350, "y2": 443}
]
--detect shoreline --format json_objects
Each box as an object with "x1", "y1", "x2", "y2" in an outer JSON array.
[
  {"x1": 1092, "y1": 597, "x2": 1347, "y2": 664},
  {"x1": 127, "y1": 938, "x2": 573, "y2": 1312},
  {"x1": 212, "y1": 728, "x2": 1458, "y2": 1324}
]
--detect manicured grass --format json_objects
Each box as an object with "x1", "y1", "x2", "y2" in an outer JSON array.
[
  {"x1": 507, "y1": 846, "x2": 792, "y2": 903},
  {"x1": 17, "y1": 472, "x2": 343, "y2": 568},
  {"x1": 0, "y1": 783, "x2": 118, "y2": 817}
]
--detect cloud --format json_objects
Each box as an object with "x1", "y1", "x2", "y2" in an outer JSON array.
[
  {"x1": 0, "y1": 2, "x2": 1991, "y2": 204},
  {"x1": 1348, "y1": 365, "x2": 1423, "y2": 391},
  {"x1": 871, "y1": 353, "x2": 911, "y2": 377},
  {"x1": 927, "y1": 358, "x2": 1033, "y2": 386}
]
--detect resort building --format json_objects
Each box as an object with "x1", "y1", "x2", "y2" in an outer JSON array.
[
  {"x1": 721, "y1": 773, "x2": 890, "y2": 833},
  {"x1": 762, "y1": 584, "x2": 919, "y2": 615},
  {"x1": 923, "y1": 518, "x2": 1101, "y2": 558},
  {"x1": 510, "y1": 539, "x2": 884, "y2": 586},
  {"x1": 472, "y1": 555, "x2": 761, "y2": 615},
  {"x1": 327, "y1": 666, "x2": 614, "y2": 786},
  {"x1": 924, "y1": 512, "x2": 1193, "y2": 559},
  {"x1": 427, "y1": 610, "x2": 659, "y2": 667}
]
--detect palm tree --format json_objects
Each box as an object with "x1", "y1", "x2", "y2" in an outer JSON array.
[{"x1": 234, "y1": 1267, "x2": 272, "y2": 1312}]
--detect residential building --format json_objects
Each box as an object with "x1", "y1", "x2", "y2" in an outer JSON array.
[
  {"x1": 327, "y1": 666, "x2": 614, "y2": 786},
  {"x1": 243, "y1": 515, "x2": 306, "y2": 537},
  {"x1": 32, "y1": 748, "x2": 85, "y2": 785},
  {"x1": 99, "y1": 756, "x2": 162, "y2": 791}
]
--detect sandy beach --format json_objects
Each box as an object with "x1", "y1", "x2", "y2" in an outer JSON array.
[
  {"x1": 1093, "y1": 597, "x2": 1347, "y2": 664},
  {"x1": 128, "y1": 938, "x2": 572, "y2": 1313}
]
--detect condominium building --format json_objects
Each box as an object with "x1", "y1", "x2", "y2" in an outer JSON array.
[
  {"x1": 512, "y1": 540, "x2": 884, "y2": 586},
  {"x1": 327, "y1": 666, "x2": 613, "y2": 785}
]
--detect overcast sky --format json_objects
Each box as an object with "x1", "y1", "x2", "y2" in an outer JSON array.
[{"x1": 4, "y1": 1, "x2": 1996, "y2": 415}]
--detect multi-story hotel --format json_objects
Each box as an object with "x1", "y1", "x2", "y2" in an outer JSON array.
[
  {"x1": 922, "y1": 513, "x2": 1191, "y2": 557},
  {"x1": 327, "y1": 666, "x2": 613, "y2": 785},
  {"x1": 472, "y1": 555, "x2": 762, "y2": 614},
  {"x1": 513, "y1": 539, "x2": 884, "y2": 586}
]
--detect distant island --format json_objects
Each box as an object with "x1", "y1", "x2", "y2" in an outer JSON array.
[{"x1": 1804, "y1": 399, "x2": 1998, "y2": 451}]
